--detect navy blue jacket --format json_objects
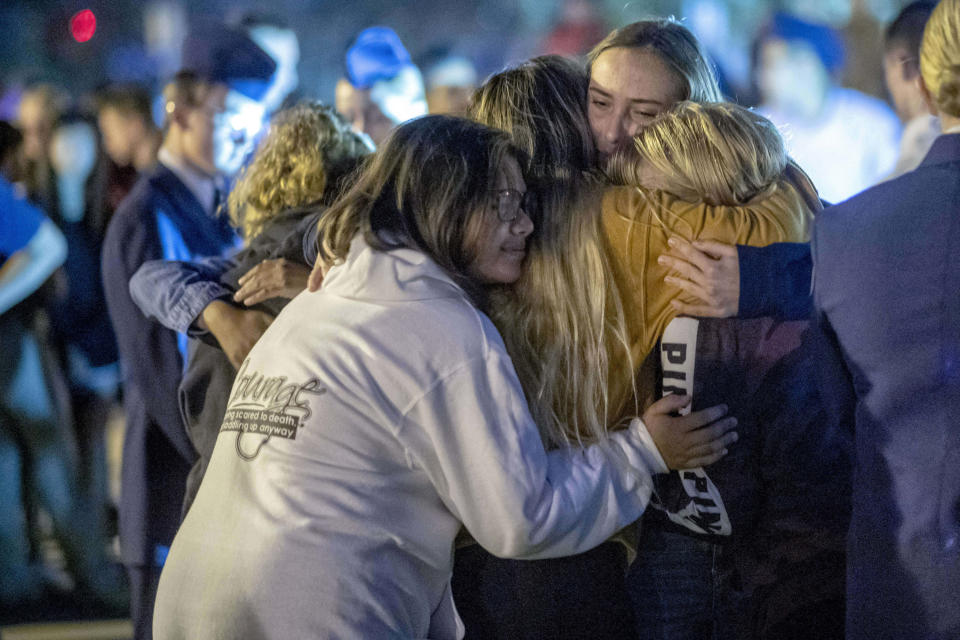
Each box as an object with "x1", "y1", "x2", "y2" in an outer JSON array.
[
  {"x1": 101, "y1": 163, "x2": 236, "y2": 567},
  {"x1": 738, "y1": 242, "x2": 812, "y2": 321},
  {"x1": 813, "y1": 133, "x2": 960, "y2": 640}
]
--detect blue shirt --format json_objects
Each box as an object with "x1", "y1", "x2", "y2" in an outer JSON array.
[{"x1": 0, "y1": 178, "x2": 43, "y2": 262}]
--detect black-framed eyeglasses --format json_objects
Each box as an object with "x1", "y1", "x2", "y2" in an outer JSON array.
[{"x1": 490, "y1": 188, "x2": 532, "y2": 223}]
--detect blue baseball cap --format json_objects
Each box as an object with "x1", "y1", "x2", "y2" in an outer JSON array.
[
  {"x1": 768, "y1": 12, "x2": 846, "y2": 73},
  {"x1": 181, "y1": 21, "x2": 277, "y2": 101},
  {"x1": 346, "y1": 26, "x2": 413, "y2": 89}
]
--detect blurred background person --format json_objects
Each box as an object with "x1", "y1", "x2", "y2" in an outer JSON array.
[
  {"x1": 45, "y1": 115, "x2": 127, "y2": 611},
  {"x1": 96, "y1": 84, "x2": 160, "y2": 212},
  {"x1": 11, "y1": 93, "x2": 129, "y2": 616},
  {"x1": 0, "y1": 119, "x2": 96, "y2": 615},
  {"x1": 883, "y1": 1, "x2": 939, "y2": 178},
  {"x1": 335, "y1": 26, "x2": 427, "y2": 145},
  {"x1": 96, "y1": 86, "x2": 159, "y2": 175},
  {"x1": 754, "y1": 12, "x2": 901, "y2": 203},
  {"x1": 17, "y1": 84, "x2": 68, "y2": 216},
  {"x1": 540, "y1": 0, "x2": 607, "y2": 56},
  {"x1": 0, "y1": 121, "x2": 68, "y2": 612},
  {"x1": 0, "y1": 121, "x2": 65, "y2": 316},
  {"x1": 423, "y1": 51, "x2": 478, "y2": 116},
  {"x1": 0, "y1": 119, "x2": 25, "y2": 184},
  {"x1": 101, "y1": 22, "x2": 275, "y2": 639}
]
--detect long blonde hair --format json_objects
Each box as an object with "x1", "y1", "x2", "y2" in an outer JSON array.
[
  {"x1": 470, "y1": 56, "x2": 635, "y2": 449},
  {"x1": 609, "y1": 101, "x2": 787, "y2": 205},
  {"x1": 228, "y1": 102, "x2": 371, "y2": 240},
  {"x1": 920, "y1": 0, "x2": 960, "y2": 118}
]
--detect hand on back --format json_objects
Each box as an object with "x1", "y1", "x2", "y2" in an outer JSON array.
[
  {"x1": 234, "y1": 258, "x2": 310, "y2": 306},
  {"x1": 199, "y1": 300, "x2": 274, "y2": 369},
  {"x1": 641, "y1": 393, "x2": 738, "y2": 469}
]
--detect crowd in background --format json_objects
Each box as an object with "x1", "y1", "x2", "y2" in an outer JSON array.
[{"x1": 0, "y1": 1, "x2": 956, "y2": 639}]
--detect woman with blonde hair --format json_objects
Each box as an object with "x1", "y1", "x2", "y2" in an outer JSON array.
[
  {"x1": 226, "y1": 101, "x2": 370, "y2": 242},
  {"x1": 813, "y1": 1, "x2": 960, "y2": 638},
  {"x1": 602, "y1": 100, "x2": 820, "y2": 403},
  {"x1": 471, "y1": 58, "x2": 815, "y2": 480},
  {"x1": 586, "y1": 18, "x2": 722, "y2": 162},
  {"x1": 466, "y1": 50, "x2": 848, "y2": 639}
]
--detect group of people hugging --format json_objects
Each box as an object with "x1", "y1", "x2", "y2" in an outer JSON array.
[{"x1": 129, "y1": 5, "x2": 960, "y2": 640}]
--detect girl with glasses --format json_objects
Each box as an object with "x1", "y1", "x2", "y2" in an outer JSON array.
[{"x1": 151, "y1": 115, "x2": 721, "y2": 639}]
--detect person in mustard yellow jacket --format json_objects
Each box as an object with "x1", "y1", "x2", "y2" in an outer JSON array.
[
  {"x1": 598, "y1": 101, "x2": 845, "y2": 640},
  {"x1": 600, "y1": 100, "x2": 820, "y2": 419},
  {"x1": 464, "y1": 55, "x2": 845, "y2": 640}
]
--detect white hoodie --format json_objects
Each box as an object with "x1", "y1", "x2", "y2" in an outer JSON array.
[{"x1": 153, "y1": 237, "x2": 667, "y2": 639}]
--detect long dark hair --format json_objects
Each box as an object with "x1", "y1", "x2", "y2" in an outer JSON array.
[{"x1": 316, "y1": 115, "x2": 523, "y2": 301}]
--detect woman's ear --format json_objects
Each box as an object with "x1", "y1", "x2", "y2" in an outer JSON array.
[
  {"x1": 165, "y1": 98, "x2": 191, "y2": 130},
  {"x1": 917, "y1": 74, "x2": 939, "y2": 117}
]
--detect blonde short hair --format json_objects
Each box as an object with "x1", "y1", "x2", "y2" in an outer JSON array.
[
  {"x1": 229, "y1": 102, "x2": 371, "y2": 240},
  {"x1": 610, "y1": 101, "x2": 786, "y2": 206},
  {"x1": 920, "y1": 0, "x2": 960, "y2": 118}
]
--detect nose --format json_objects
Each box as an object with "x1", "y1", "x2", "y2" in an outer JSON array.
[
  {"x1": 599, "y1": 109, "x2": 633, "y2": 156},
  {"x1": 608, "y1": 113, "x2": 643, "y2": 151},
  {"x1": 601, "y1": 113, "x2": 623, "y2": 147},
  {"x1": 511, "y1": 208, "x2": 534, "y2": 238}
]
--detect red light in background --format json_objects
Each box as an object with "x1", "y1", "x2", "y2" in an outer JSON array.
[{"x1": 70, "y1": 10, "x2": 96, "y2": 43}]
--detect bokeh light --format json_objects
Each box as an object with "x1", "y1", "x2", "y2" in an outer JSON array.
[{"x1": 70, "y1": 9, "x2": 97, "y2": 43}]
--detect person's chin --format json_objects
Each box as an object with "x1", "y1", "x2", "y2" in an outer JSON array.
[
  {"x1": 498, "y1": 260, "x2": 525, "y2": 284},
  {"x1": 487, "y1": 264, "x2": 523, "y2": 285}
]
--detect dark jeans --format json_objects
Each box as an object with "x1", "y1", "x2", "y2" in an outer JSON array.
[
  {"x1": 453, "y1": 541, "x2": 635, "y2": 640},
  {"x1": 626, "y1": 527, "x2": 745, "y2": 640}
]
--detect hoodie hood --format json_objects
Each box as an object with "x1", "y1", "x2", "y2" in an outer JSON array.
[{"x1": 321, "y1": 234, "x2": 467, "y2": 303}]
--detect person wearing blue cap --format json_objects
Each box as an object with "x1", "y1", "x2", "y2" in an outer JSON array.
[
  {"x1": 754, "y1": 12, "x2": 901, "y2": 204},
  {"x1": 334, "y1": 26, "x2": 428, "y2": 145},
  {"x1": 101, "y1": 23, "x2": 275, "y2": 640}
]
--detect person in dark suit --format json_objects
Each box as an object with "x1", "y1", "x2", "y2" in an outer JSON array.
[
  {"x1": 100, "y1": 24, "x2": 274, "y2": 639},
  {"x1": 812, "y1": 2, "x2": 960, "y2": 637}
]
